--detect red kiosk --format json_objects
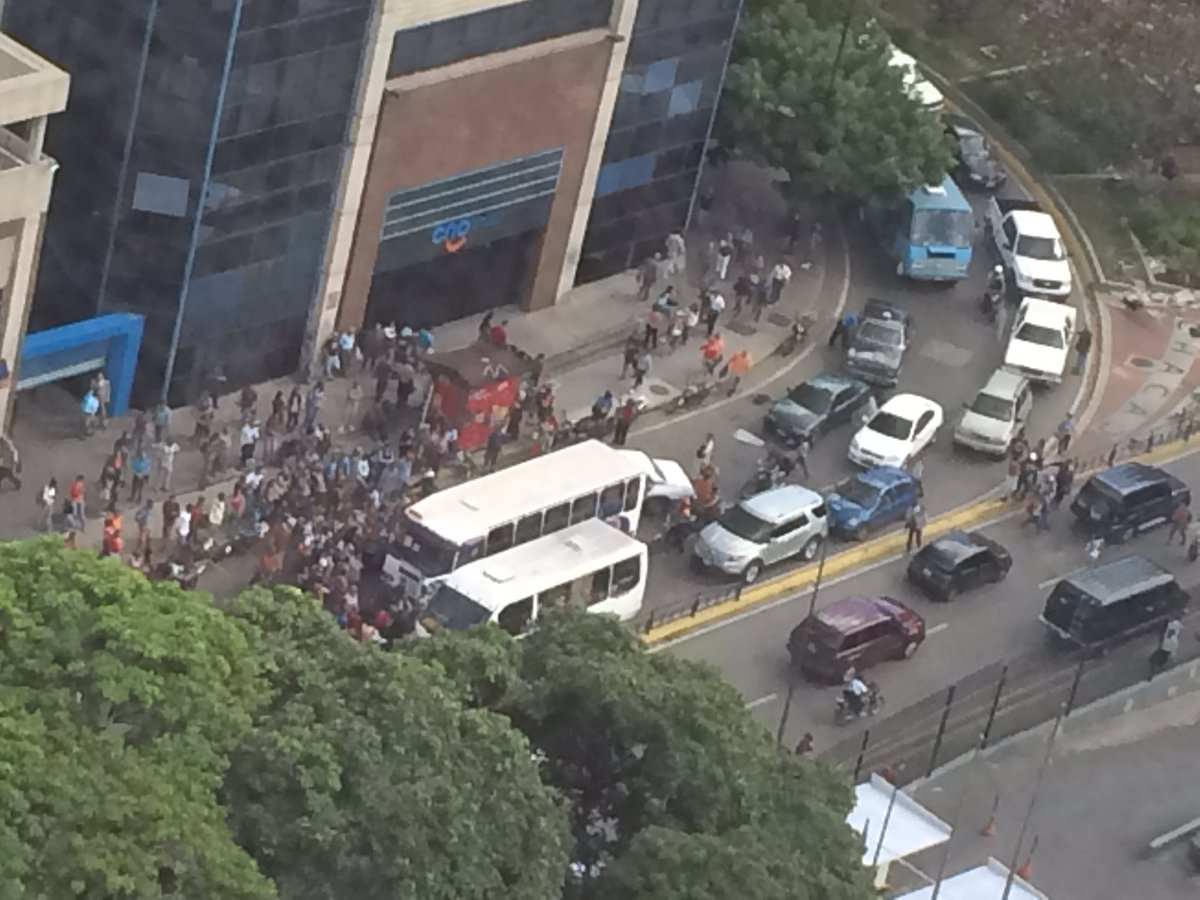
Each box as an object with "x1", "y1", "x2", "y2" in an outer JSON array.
[{"x1": 424, "y1": 344, "x2": 537, "y2": 451}]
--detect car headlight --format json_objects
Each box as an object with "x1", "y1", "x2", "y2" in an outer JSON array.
[{"x1": 847, "y1": 349, "x2": 860, "y2": 359}]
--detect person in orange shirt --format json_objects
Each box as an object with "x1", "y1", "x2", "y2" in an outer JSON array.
[
  {"x1": 701, "y1": 333, "x2": 724, "y2": 374},
  {"x1": 726, "y1": 349, "x2": 752, "y2": 395}
]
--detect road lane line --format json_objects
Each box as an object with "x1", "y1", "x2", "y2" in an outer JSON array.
[
  {"x1": 744, "y1": 693, "x2": 778, "y2": 710},
  {"x1": 926, "y1": 623, "x2": 950, "y2": 637}
]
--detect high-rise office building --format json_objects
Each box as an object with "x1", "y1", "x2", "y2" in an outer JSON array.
[{"x1": 3, "y1": 0, "x2": 740, "y2": 404}]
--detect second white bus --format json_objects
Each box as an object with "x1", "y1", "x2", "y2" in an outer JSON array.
[
  {"x1": 384, "y1": 440, "x2": 659, "y2": 600},
  {"x1": 418, "y1": 519, "x2": 647, "y2": 636}
]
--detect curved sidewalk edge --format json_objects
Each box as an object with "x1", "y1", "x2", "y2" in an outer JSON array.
[{"x1": 642, "y1": 434, "x2": 1200, "y2": 647}]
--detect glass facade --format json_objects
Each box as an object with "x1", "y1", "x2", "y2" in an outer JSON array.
[
  {"x1": 576, "y1": 0, "x2": 741, "y2": 283},
  {"x1": 3, "y1": 0, "x2": 372, "y2": 404}
]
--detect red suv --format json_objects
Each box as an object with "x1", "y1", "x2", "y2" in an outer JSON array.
[{"x1": 788, "y1": 595, "x2": 925, "y2": 683}]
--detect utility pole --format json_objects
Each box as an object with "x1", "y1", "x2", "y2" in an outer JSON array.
[
  {"x1": 824, "y1": 0, "x2": 860, "y2": 102},
  {"x1": 776, "y1": 538, "x2": 830, "y2": 746},
  {"x1": 1001, "y1": 707, "x2": 1064, "y2": 900}
]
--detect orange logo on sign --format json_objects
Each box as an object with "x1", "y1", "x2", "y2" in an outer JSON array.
[{"x1": 443, "y1": 236, "x2": 467, "y2": 253}]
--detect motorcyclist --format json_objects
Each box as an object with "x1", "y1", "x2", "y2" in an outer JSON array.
[
  {"x1": 843, "y1": 673, "x2": 869, "y2": 717},
  {"x1": 987, "y1": 264, "x2": 1005, "y2": 297}
]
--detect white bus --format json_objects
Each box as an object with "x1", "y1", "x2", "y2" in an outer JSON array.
[
  {"x1": 418, "y1": 519, "x2": 648, "y2": 636},
  {"x1": 384, "y1": 440, "x2": 661, "y2": 600}
]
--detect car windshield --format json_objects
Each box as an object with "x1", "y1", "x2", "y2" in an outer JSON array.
[
  {"x1": 718, "y1": 504, "x2": 776, "y2": 543},
  {"x1": 922, "y1": 543, "x2": 969, "y2": 573},
  {"x1": 424, "y1": 585, "x2": 491, "y2": 631},
  {"x1": 959, "y1": 133, "x2": 987, "y2": 156},
  {"x1": 836, "y1": 477, "x2": 880, "y2": 508},
  {"x1": 857, "y1": 321, "x2": 903, "y2": 347},
  {"x1": 911, "y1": 208, "x2": 973, "y2": 249},
  {"x1": 786, "y1": 382, "x2": 832, "y2": 413},
  {"x1": 969, "y1": 392, "x2": 1014, "y2": 421},
  {"x1": 867, "y1": 411, "x2": 913, "y2": 440},
  {"x1": 398, "y1": 521, "x2": 459, "y2": 577},
  {"x1": 1015, "y1": 323, "x2": 1063, "y2": 348},
  {"x1": 1016, "y1": 235, "x2": 1065, "y2": 261}
]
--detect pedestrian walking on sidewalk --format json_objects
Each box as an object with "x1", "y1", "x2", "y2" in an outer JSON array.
[
  {"x1": 1055, "y1": 414, "x2": 1074, "y2": 455},
  {"x1": 733, "y1": 273, "x2": 753, "y2": 315},
  {"x1": 613, "y1": 399, "x2": 637, "y2": 446},
  {"x1": 1168, "y1": 499, "x2": 1193, "y2": 545},
  {"x1": 637, "y1": 254, "x2": 660, "y2": 302},
  {"x1": 697, "y1": 433, "x2": 715, "y2": 469},
  {"x1": 161, "y1": 495, "x2": 180, "y2": 542},
  {"x1": 1149, "y1": 618, "x2": 1182, "y2": 678},
  {"x1": 0, "y1": 432, "x2": 21, "y2": 491},
  {"x1": 769, "y1": 261, "x2": 792, "y2": 304},
  {"x1": 80, "y1": 388, "x2": 100, "y2": 436},
  {"x1": 704, "y1": 292, "x2": 725, "y2": 336},
  {"x1": 92, "y1": 372, "x2": 112, "y2": 428},
  {"x1": 829, "y1": 311, "x2": 858, "y2": 349},
  {"x1": 1053, "y1": 459, "x2": 1075, "y2": 508},
  {"x1": 305, "y1": 382, "x2": 324, "y2": 431},
  {"x1": 154, "y1": 437, "x2": 179, "y2": 492},
  {"x1": 633, "y1": 349, "x2": 652, "y2": 388},
  {"x1": 701, "y1": 333, "x2": 725, "y2": 374},
  {"x1": 715, "y1": 235, "x2": 733, "y2": 281},
  {"x1": 343, "y1": 381, "x2": 363, "y2": 432},
  {"x1": 287, "y1": 385, "x2": 304, "y2": 430},
  {"x1": 153, "y1": 400, "x2": 170, "y2": 442},
  {"x1": 39, "y1": 478, "x2": 57, "y2": 532},
  {"x1": 240, "y1": 419, "x2": 260, "y2": 468},
  {"x1": 620, "y1": 332, "x2": 641, "y2": 378},
  {"x1": 904, "y1": 501, "x2": 925, "y2": 552},
  {"x1": 643, "y1": 308, "x2": 662, "y2": 349},
  {"x1": 484, "y1": 428, "x2": 504, "y2": 473},
  {"x1": 734, "y1": 225, "x2": 754, "y2": 266},
  {"x1": 128, "y1": 446, "x2": 151, "y2": 503},
  {"x1": 664, "y1": 231, "x2": 687, "y2": 278},
  {"x1": 134, "y1": 500, "x2": 153, "y2": 554},
  {"x1": 67, "y1": 474, "x2": 86, "y2": 529},
  {"x1": 1073, "y1": 327, "x2": 1092, "y2": 376}
]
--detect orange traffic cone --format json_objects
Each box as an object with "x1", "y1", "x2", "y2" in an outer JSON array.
[
  {"x1": 1016, "y1": 836, "x2": 1038, "y2": 880},
  {"x1": 980, "y1": 794, "x2": 1000, "y2": 838}
]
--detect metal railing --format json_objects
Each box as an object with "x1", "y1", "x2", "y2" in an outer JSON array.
[{"x1": 823, "y1": 604, "x2": 1200, "y2": 786}]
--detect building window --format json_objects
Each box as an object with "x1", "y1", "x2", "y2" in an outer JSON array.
[
  {"x1": 131, "y1": 173, "x2": 191, "y2": 217},
  {"x1": 595, "y1": 154, "x2": 656, "y2": 197},
  {"x1": 642, "y1": 57, "x2": 678, "y2": 93},
  {"x1": 667, "y1": 80, "x2": 702, "y2": 117}
]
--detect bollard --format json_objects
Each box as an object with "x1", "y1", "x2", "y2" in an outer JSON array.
[
  {"x1": 981, "y1": 793, "x2": 1000, "y2": 837},
  {"x1": 690, "y1": 595, "x2": 701, "y2": 617}
]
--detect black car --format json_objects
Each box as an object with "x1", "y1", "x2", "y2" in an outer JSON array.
[
  {"x1": 944, "y1": 114, "x2": 1005, "y2": 191},
  {"x1": 764, "y1": 373, "x2": 873, "y2": 447},
  {"x1": 906, "y1": 530, "x2": 1012, "y2": 601},
  {"x1": 1070, "y1": 463, "x2": 1190, "y2": 543},
  {"x1": 844, "y1": 299, "x2": 913, "y2": 388}
]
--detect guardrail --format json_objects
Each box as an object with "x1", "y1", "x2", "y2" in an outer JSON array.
[{"x1": 823, "y1": 604, "x2": 1200, "y2": 786}]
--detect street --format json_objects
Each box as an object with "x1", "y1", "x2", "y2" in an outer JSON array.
[
  {"x1": 629, "y1": 185, "x2": 1083, "y2": 614},
  {"x1": 664, "y1": 449, "x2": 1200, "y2": 752}
]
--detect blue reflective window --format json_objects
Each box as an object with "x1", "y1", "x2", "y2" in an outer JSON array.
[
  {"x1": 667, "y1": 80, "x2": 702, "y2": 117},
  {"x1": 642, "y1": 57, "x2": 679, "y2": 93},
  {"x1": 595, "y1": 154, "x2": 656, "y2": 197}
]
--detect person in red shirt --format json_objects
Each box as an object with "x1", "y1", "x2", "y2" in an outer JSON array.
[
  {"x1": 488, "y1": 319, "x2": 508, "y2": 347},
  {"x1": 67, "y1": 474, "x2": 86, "y2": 529},
  {"x1": 612, "y1": 399, "x2": 637, "y2": 446}
]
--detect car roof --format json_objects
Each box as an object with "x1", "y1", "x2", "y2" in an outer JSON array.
[
  {"x1": 816, "y1": 595, "x2": 909, "y2": 632},
  {"x1": 858, "y1": 466, "x2": 912, "y2": 489},
  {"x1": 1009, "y1": 208, "x2": 1059, "y2": 238},
  {"x1": 807, "y1": 373, "x2": 861, "y2": 393},
  {"x1": 943, "y1": 113, "x2": 982, "y2": 137},
  {"x1": 922, "y1": 530, "x2": 987, "y2": 564},
  {"x1": 879, "y1": 393, "x2": 940, "y2": 417},
  {"x1": 1092, "y1": 462, "x2": 1170, "y2": 494},
  {"x1": 862, "y1": 298, "x2": 911, "y2": 324},
  {"x1": 1060, "y1": 555, "x2": 1176, "y2": 606},
  {"x1": 1017, "y1": 298, "x2": 1072, "y2": 325},
  {"x1": 978, "y1": 368, "x2": 1028, "y2": 399},
  {"x1": 740, "y1": 484, "x2": 824, "y2": 523}
]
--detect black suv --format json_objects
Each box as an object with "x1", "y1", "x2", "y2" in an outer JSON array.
[
  {"x1": 1070, "y1": 463, "x2": 1190, "y2": 542},
  {"x1": 844, "y1": 299, "x2": 913, "y2": 388}
]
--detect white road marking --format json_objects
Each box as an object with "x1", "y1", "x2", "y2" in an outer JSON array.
[
  {"x1": 1037, "y1": 565, "x2": 1089, "y2": 590},
  {"x1": 926, "y1": 622, "x2": 950, "y2": 636},
  {"x1": 744, "y1": 693, "x2": 778, "y2": 709}
]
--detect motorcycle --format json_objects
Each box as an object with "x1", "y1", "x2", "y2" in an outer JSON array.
[
  {"x1": 834, "y1": 682, "x2": 883, "y2": 725},
  {"x1": 778, "y1": 314, "x2": 812, "y2": 357},
  {"x1": 981, "y1": 286, "x2": 1002, "y2": 324},
  {"x1": 739, "y1": 451, "x2": 797, "y2": 499},
  {"x1": 673, "y1": 377, "x2": 716, "y2": 412}
]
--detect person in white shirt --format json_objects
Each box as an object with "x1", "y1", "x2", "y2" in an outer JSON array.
[
  {"x1": 175, "y1": 506, "x2": 191, "y2": 546},
  {"x1": 239, "y1": 420, "x2": 260, "y2": 468},
  {"x1": 704, "y1": 292, "x2": 725, "y2": 336},
  {"x1": 208, "y1": 493, "x2": 227, "y2": 529},
  {"x1": 770, "y1": 261, "x2": 793, "y2": 303}
]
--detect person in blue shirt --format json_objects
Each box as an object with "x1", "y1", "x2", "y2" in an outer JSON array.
[
  {"x1": 80, "y1": 389, "x2": 100, "y2": 436},
  {"x1": 828, "y1": 310, "x2": 859, "y2": 349},
  {"x1": 129, "y1": 447, "x2": 152, "y2": 503}
]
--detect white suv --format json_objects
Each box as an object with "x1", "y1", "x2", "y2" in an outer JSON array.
[
  {"x1": 1004, "y1": 298, "x2": 1075, "y2": 384},
  {"x1": 954, "y1": 369, "x2": 1032, "y2": 456}
]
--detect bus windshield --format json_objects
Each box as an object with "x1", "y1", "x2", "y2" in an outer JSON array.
[
  {"x1": 398, "y1": 521, "x2": 459, "y2": 577},
  {"x1": 425, "y1": 585, "x2": 491, "y2": 631},
  {"x1": 911, "y1": 208, "x2": 972, "y2": 248}
]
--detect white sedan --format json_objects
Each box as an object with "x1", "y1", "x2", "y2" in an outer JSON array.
[
  {"x1": 1003, "y1": 297, "x2": 1075, "y2": 384},
  {"x1": 848, "y1": 393, "x2": 943, "y2": 469}
]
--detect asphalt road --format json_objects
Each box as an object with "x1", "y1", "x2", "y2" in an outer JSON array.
[
  {"x1": 627, "y1": 181, "x2": 1083, "y2": 614},
  {"x1": 663, "y1": 449, "x2": 1200, "y2": 753}
]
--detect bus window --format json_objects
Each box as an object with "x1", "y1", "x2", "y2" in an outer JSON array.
[
  {"x1": 570, "y1": 492, "x2": 598, "y2": 525},
  {"x1": 515, "y1": 512, "x2": 543, "y2": 544},
  {"x1": 599, "y1": 483, "x2": 624, "y2": 518},
  {"x1": 497, "y1": 597, "x2": 534, "y2": 635},
  {"x1": 590, "y1": 566, "x2": 613, "y2": 605},
  {"x1": 611, "y1": 555, "x2": 641, "y2": 596},
  {"x1": 540, "y1": 581, "x2": 570, "y2": 611},
  {"x1": 623, "y1": 477, "x2": 642, "y2": 512},
  {"x1": 486, "y1": 522, "x2": 515, "y2": 556},
  {"x1": 544, "y1": 502, "x2": 570, "y2": 534}
]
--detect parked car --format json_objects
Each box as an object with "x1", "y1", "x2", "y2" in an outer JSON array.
[
  {"x1": 953, "y1": 369, "x2": 1032, "y2": 456},
  {"x1": 826, "y1": 466, "x2": 919, "y2": 541},
  {"x1": 1003, "y1": 298, "x2": 1075, "y2": 385},
  {"x1": 944, "y1": 114, "x2": 1005, "y2": 191},
  {"x1": 844, "y1": 299, "x2": 914, "y2": 387},
  {"x1": 765, "y1": 373, "x2": 873, "y2": 447},
  {"x1": 985, "y1": 196, "x2": 1072, "y2": 300},
  {"x1": 906, "y1": 530, "x2": 1012, "y2": 601},
  {"x1": 1040, "y1": 555, "x2": 1188, "y2": 647},
  {"x1": 1069, "y1": 462, "x2": 1190, "y2": 543},
  {"x1": 788, "y1": 594, "x2": 926, "y2": 683},
  {"x1": 888, "y1": 47, "x2": 944, "y2": 111},
  {"x1": 849, "y1": 393, "x2": 943, "y2": 469},
  {"x1": 692, "y1": 484, "x2": 828, "y2": 583}
]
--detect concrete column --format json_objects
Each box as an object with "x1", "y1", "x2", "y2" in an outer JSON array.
[
  {"x1": 553, "y1": 0, "x2": 638, "y2": 299},
  {"x1": 0, "y1": 214, "x2": 45, "y2": 432}
]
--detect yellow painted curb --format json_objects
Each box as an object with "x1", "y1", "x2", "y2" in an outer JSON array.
[{"x1": 642, "y1": 436, "x2": 1200, "y2": 647}]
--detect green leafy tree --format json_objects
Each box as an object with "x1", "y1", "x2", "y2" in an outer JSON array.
[
  {"x1": 222, "y1": 588, "x2": 570, "y2": 900},
  {"x1": 0, "y1": 539, "x2": 273, "y2": 899},
  {"x1": 417, "y1": 612, "x2": 872, "y2": 899},
  {"x1": 720, "y1": 0, "x2": 953, "y2": 204}
]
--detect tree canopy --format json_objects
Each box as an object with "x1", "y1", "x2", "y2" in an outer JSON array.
[
  {"x1": 416, "y1": 611, "x2": 872, "y2": 899},
  {"x1": 719, "y1": 0, "x2": 953, "y2": 203},
  {"x1": 0, "y1": 539, "x2": 272, "y2": 899}
]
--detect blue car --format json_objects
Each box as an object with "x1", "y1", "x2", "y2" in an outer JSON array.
[{"x1": 826, "y1": 466, "x2": 918, "y2": 541}]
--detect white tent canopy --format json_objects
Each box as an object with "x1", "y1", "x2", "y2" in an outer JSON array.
[
  {"x1": 847, "y1": 774, "x2": 952, "y2": 867},
  {"x1": 895, "y1": 858, "x2": 1049, "y2": 900}
]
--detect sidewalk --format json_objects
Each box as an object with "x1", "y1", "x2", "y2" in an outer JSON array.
[{"x1": 0, "y1": 161, "x2": 836, "y2": 546}]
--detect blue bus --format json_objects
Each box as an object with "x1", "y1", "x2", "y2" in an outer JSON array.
[{"x1": 890, "y1": 176, "x2": 974, "y2": 281}]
